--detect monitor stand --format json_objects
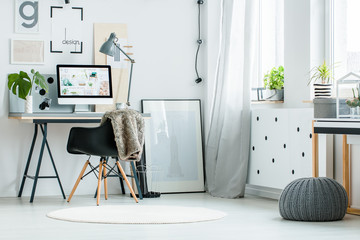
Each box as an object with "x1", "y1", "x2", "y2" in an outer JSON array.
[{"x1": 74, "y1": 104, "x2": 91, "y2": 113}]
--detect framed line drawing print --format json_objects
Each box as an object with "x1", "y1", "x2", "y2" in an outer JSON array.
[
  {"x1": 141, "y1": 99, "x2": 205, "y2": 193},
  {"x1": 11, "y1": 39, "x2": 44, "y2": 64},
  {"x1": 15, "y1": 0, "x2": 39, "y2": 33}
]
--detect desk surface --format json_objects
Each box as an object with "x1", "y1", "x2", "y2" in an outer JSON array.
[
  {"x1": 315, "y1": 118, "x2": 360, "y2": 122},
  {"x1": 9, "y1": 112, "x2": 104, "y2": 120},
  {"x1": 9, "y1": 112, "x2": 151, "y2": 124},
  {"x1": 314, "y1": 118, "x2": 360, "y2": 134},
  {"x1": 9, "y1": 112, "x2": 151, "y2": 119}
]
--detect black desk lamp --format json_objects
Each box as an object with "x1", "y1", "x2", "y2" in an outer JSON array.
[{"x1": 99, "y1": 32, "x2": 135, "y2": 107}]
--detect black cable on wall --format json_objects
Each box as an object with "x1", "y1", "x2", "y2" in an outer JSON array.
[{"x1": 195, "y1": 0, "x2": 204, "y2": 84}]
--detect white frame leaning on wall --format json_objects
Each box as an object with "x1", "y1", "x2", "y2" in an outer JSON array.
[{"x1": 141, "y1": 99, "x2": 205, "y2": 193}]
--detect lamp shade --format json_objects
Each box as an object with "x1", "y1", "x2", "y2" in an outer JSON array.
[{"x1": 99, "y1": 32, "x2": 117, "y2": 57}]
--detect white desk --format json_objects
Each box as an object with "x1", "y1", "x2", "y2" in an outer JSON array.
[{"x1": 312, "y1": 118, "x2": 360, "y2": 215}]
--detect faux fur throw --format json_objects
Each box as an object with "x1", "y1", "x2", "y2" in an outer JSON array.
[{"x1": 100, "y1": 109, "x2": 145, "y2": 161}]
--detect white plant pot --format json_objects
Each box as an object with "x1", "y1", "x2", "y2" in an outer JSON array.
[
  {"x1": 314, "y1": 83, "x2": 333, "y2": 98},
  {"x1": 25, "y1": 96, "x2": 33, "y2": 113},
  {"x1": 264, "y1": 89, "x2": 284, "y2": 101}
]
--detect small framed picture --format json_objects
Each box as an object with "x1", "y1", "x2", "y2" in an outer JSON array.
[
  {"x1": 11, "y1": 39, "x2": 44, "y2": 65},
  {"x1": 15, "y1": 0, "x2": 40, "y2": 33}
]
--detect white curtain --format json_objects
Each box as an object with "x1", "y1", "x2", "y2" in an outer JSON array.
[{"x1": 205, "y1": 0, "x2": 258, "y2": 198}]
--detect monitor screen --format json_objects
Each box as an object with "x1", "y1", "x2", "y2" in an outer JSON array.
[{"x1": 56, "y1": 65, "x2": 113, "y2": 105}]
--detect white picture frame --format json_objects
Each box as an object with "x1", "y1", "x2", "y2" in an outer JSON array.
[
  {"x1": 15, "y1": 0, "x2": 40, "y2": 33},
  {"x1": 11, "y1": 39, "x2": 44, "y2": 65},
  {"x1": 141, "y1": 99, "x2": 205, "y2": 193}
]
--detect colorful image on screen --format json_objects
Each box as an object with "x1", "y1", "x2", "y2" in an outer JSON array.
[{"x1": 59, "y1": 67, "x2": 111, "y2": 96}]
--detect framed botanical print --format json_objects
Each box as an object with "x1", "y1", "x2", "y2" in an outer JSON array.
[{"x1": 141, "y1": 99, "x2": 205, "y2": 193}]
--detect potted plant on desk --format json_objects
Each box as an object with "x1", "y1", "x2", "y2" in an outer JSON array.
[
  {"x1": 263, "y1": 65, "x2": 284, "y2": 101},
  {"x1": 345, "y1": 88, "x2": 360, "y2": 118},
  {"x1": 8, "y1": 69, "x2": 47, "y2": 113}
]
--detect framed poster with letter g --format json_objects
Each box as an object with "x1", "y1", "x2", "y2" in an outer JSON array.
[{"x1": 15, "y1": 0, "x2": 40, "y2": 33}]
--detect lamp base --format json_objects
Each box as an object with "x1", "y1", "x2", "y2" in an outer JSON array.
[{"x1": 116, "y1": 103, "x2": 128, "y2": 110}]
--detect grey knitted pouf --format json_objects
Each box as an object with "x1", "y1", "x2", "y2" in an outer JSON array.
[{"x1": 279, "y1": 177, "x2": 348, "y2": 221}]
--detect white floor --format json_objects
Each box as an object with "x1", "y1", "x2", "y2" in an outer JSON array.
[{"x1": 1, "y1": 193, "x2": 360, "y2": 240}]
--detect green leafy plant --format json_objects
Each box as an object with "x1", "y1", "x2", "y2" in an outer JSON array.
[
  {"x1": 8, "y1": 69, "x2": 47, "y2": 100},
  {"x1": 263, "y1": 66, "x2": 284, "y2": 90},
  {"x1": 308, "y1": 61, "x2": 334, "y2": 85}
]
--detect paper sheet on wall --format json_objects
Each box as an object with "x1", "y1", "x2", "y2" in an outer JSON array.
[{"x1": 93, "y1": 23, "x2": 129, "y2": 112}]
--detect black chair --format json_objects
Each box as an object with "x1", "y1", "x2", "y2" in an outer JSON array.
[{"x1": 66, "y1": 120, "x2": 142, "y2": 205}]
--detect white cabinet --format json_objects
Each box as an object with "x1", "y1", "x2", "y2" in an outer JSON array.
[{"x1": 248, "y1": 108, "x2": 313, "y2": 189}]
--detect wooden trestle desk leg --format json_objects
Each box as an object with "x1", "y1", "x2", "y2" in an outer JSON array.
[
  {"x1": 343, "y1": 135, "x2": 350, "y2": 209},
  {"x1": 342, "y1": 135, "x2": 360, "y2": 215},
  {"x1": 312, "y1": 120, "x2": 319, "y2": 178}
]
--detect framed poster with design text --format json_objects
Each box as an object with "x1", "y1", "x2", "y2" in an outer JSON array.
[
  {"x1": 50, "y1": 6, "x2": 84, "y2": 54},
  {"x1": 15, "y1": 0, "x2": 39, "y2": 33}
]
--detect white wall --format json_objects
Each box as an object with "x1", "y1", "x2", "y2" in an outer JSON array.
[{"x1": 0, "y1": 0, "x2": 204, "y2": 197}]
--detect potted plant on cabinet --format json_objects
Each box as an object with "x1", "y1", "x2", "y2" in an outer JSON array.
[
  {"x1": 309, "y1": 61, "x2": 337, "y2": 118},
  {"x1": 309, "y1": 60, "x2": 334, "y2": 98},
  {"x1": 263, "y1": 65, "x2": 284, "y2": 101},
  {"x1": 8, "y1": 69, "x2": 47, "y2": 113}
]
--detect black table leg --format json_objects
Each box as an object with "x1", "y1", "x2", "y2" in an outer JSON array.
[
  {"x1": 40, "y1": 124, "x2": 66, "y2": 199},
  {"x1": 18, "y1": 124, "x2": 38, "y2": 197},
  {"x1": 130, "y1": 161, "x2": 143, "y2": 200},
  {"x1": 30, "y1": 123, "x2": 47, "y2": 203},
  {"x1": 117, "y1": 164, "x2": 126, "y2": 194}
]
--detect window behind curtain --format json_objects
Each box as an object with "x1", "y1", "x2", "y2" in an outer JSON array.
[{"x1": 253, "y1": 0, "x2": 284, "y2": 89}]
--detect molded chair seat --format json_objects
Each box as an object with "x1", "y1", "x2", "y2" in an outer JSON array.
[
  {"x1": 67, "y1": 120, "x2": 118, "y2": 157},
  {"x1": 66, "y1": 120, "x2": 141, "y2": 205}
]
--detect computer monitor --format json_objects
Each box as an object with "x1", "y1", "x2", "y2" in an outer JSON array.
[{"x1": 56, "y1": 65, "x2": 113, "y2": 108}]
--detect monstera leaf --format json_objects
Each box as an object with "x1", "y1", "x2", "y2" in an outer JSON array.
[
  {"x1": 8, "y1": 71, "x2": 32, "y2": 100},
  {"x1": 31, "y1": 69, "x2": 48, "y2": 92}
]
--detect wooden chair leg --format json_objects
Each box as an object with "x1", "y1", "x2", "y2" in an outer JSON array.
[
  {"x1": 67, "y1": 160, "x2": 90, "y2": 203},
  {"x1": 96, "y1": 159, "x2": 104, "y2": 206},
  {"x1": 116, "y1": 161, "x2": 139, "y2": 203},
  {"x1": 103, "y1": 163, "x2": 108, "y2": 200}
]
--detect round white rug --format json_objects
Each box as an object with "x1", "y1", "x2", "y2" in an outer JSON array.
[{"x1": 46, "y1": 205, "x2": 226, "y2": 224}]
